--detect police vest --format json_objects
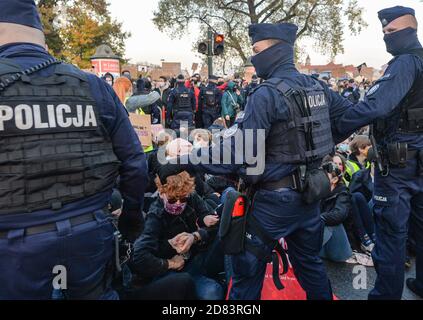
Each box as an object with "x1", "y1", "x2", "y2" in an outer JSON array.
[
  {"x1": 376, "y1": 49, "x2": 423, "y2": 136},
  {"x1": 0, "y1": 60, "x2": 120, "y2": 215},
  {"x1": 174, "y1": 89, "x2": 192, "y2": 113},
  {"x1": 204, "y1": 88, "x2": 217, "y2": 108},
  {"x1": 258, "y1": 78, "x2": 334, "y2": 164}
]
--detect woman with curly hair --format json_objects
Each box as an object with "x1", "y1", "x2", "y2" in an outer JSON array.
[{"x1": 129, "y1": 167, "x2": 225, "y2": 300}]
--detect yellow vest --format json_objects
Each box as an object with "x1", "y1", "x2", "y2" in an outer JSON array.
[{"x1": 345, "y1": 159, "x2": 370, "y2": 182}]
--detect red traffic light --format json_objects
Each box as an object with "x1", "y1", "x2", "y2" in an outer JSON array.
[
  {"x1": 213, "y1": 34, "x2": 225, "y2": 56},
  {"x1": 214, "y1": 34, "x2": 224, "y2": 43}
]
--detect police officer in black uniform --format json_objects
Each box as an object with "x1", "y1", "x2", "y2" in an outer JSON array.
[
  {"x1": 0, "y1": 0, "x2": 148, "y2": 299},
  {"x1": 199, "y1": 75, "x2": 223, "y2": 129},
  {"x1": 167, "y1": 74, "x2": 196, "y2": 130},
  {"x1": 188, "y1": 23, "x2": 352, "y2": 300},
  {"x1": 334, "y1": 6, "x2": 423, "y2": 300}
]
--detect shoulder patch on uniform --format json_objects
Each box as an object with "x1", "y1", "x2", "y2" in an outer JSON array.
[
  {"x1": 366, "y1": 84, "x2": 380, "y2": 97},
  {"x1": 223, "y1": 124, "x2": 238, "y2": 139}
]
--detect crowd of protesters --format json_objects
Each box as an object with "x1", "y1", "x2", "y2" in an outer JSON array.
[{"x1": 96, "y1": 70, "x2": 416, "y2": 300}]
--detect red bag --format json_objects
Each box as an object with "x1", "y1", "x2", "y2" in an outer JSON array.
[
  {"x1": 227, "y1": 263, "x2": 338, "y2": 300},
  {"x1": 227, "y1": 240, "x2": 339, "y2": 300}
]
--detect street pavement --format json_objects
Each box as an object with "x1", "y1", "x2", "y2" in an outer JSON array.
[{"x1": 324, "y1": 258, "x2": 422, "y2": 300}]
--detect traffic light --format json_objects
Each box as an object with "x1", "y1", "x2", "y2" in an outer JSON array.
[
  {"x1": 213, "y1": 34, "x2": 225, "y2": 56},
  {"x1": 198, "y1": 41, "x2": 208, "y2": 55}
]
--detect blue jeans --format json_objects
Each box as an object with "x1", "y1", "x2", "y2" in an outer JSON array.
[
  {"x1": 320, "y1": 225, "x2": 353, "y2": 262},
  {"x1": 184, "y1": 239, "x2": 225, "y2": 300},
  {"x1": 350, "y1": 192, "x2": 375, "y2": 242}
]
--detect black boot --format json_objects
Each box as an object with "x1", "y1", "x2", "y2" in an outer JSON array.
[{"x1": 406, "y1": 278, "x2": 423, "y2": 298}]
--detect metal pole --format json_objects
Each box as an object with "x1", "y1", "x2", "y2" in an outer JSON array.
[{"x1": 207, "y1": 28, "x2": 213, "y2": 77}]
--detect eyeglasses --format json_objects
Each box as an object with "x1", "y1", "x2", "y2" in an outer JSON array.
[{"x1": 167, "y1": 196, "x2": 189, "y2": 204}]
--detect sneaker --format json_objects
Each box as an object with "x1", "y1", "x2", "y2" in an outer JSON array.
[
  {"x1": 361, "y1": 240, "x2": 375, "y2": 254},
  {"x1": 345, "y1": 255, "x2": 358, "y2": 264},
  {"x1": 406, "y1": 278, "x2": 423, "y2": 298}
]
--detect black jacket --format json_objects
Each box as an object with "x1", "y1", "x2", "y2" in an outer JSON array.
[
  {"x1": 320, "y1": 184, "x2": 351, "y2": 227},
  {"x1": 130, "y1": 192, "x2": 215, "y2": 280}
]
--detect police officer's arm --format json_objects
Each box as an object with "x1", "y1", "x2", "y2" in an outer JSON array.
[
  {"x1": 191, "y1": 87, "x2": 279, "y2": 176},
  {"x1": 99, "y1": 82, "x2": 148, "y2": 236},
  {"x1": 335, "y1": 55, "x2": 421, "y2": 136},
  {"x1": 321, "y1": 84, "x2": 356, "y2": 143}
]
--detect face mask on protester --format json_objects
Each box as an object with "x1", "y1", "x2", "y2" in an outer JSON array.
[
  {"x1": 338, "y1": 144, "x2": 350, "y2": 153},
  {"x1": 162, "y1": 195, "x2": 187, "y2": 216},
  {"x1": 384, "y1": 27, "x2": 422, "y2": 56},
  {"x1": 251, "y1": 42, "x2": 294, "y2": 80},
  {"x1": 106, "y1": 80, "x2": 113, "y2": 86}
]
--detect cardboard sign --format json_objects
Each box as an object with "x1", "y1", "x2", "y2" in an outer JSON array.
[{"x1": 129, "y1": 113, "x2": 152, "y2": 148}]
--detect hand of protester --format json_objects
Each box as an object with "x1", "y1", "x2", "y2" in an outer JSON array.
[
  {"x1": 236, "y1": 89, "x2": 241, "y2": 96},
  {"x1": 203, "y1": 215, "x2": 220, "y2": 227},
  {"x1": 168, "y1": 233, "x2": 186, "y2": 251},
  {"x1": 168, "y1": 255, "x2": 185, "y2": 271},
  {"x1": 225, "y1": 115, "x2": 230, "y2": 121},
  {"x1": 173, "y1": 232, "x2": 195, "y2": 254}
]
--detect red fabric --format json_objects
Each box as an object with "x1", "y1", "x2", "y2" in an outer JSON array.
[
  {"x1": 218, "y1": 82, "x2": 228, "y2": 92},
  {"x1": 226, "y1": 263, "x2": 339, "y2": 300}
]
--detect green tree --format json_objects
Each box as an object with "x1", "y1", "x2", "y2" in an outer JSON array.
[
  {"x1": 153, "y1": 0, "x2": 367, "y2": 70},
  {"x1": 37, "y1": 0, "x2": 130, "y2": 68}
]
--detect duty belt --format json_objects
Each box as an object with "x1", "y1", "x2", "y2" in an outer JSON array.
[
  {"x1": 0, "y1": 212, "x2": 97, "y2": 239},
  {"x1": 259, "y1": 175, "x2": 296, "y2": 191}
]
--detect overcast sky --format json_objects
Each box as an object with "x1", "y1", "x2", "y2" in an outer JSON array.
[{"x1": 108, "y1": 0, "x2": 423, "y2": 71}]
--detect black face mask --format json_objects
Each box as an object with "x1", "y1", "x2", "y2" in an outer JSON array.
[
  {"x1": 384, "y1": 27, "x2": 422, "y2": 56},
  {"x1": 218, "y1": 82, "x2": 224, "y2": 86},
  {"x1": 251, "y1": 42, "x2": 294, "y2": 80}
]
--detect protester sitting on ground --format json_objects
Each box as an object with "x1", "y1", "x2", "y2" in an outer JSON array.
[
  {"x1": 336, "y1": 138, "x2": 352, "y2": 159},
  {"x1": 332, "y1": 153, "x2": 349, "y2": 186},
  {"x1": 144, "y1": 131, "x2": 174, "y2": 212},
  {"x1": 319, "y1": 159, "x2": 353, "y2": 263},
  {"x1": 113, "y1": 77, "x2": 133, "y2": 105},
  {"x1": 130, "y1": 169, "x2": 225, "y2": 300},
  {"x1": 191, "y1": 129, "x2": 212, "y2": 149},
  {"x1": 165, "y1": 139, "x2": 220, "y2": 209},
  {"x1": 344, "y1": 135, "x2": 371, "y2": 183},
  {"x1": 348, "y1": 164, "x2": 376, "y2": 254},
  {"x1": 319, "y1": 157, "x2": 374, "y2": 267}
]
